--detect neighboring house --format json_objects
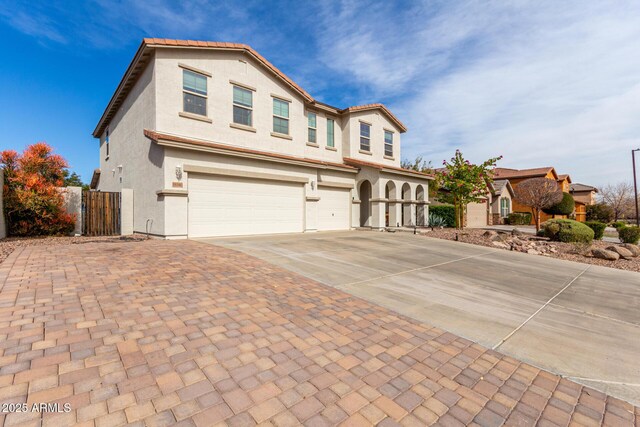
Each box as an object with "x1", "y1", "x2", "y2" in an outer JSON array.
[
  {"x1": 92, "y1": 38, "x2": 432, "y2": 238},
  {"x1": 493, "y1": 167, "x2": 585, "y2": 223},
  {"x1": 570, "y1": 183, "x2": 598, "y2": 205},
  {"x1": 488, "y1": 179, "x2": 515, "y2": 225}
]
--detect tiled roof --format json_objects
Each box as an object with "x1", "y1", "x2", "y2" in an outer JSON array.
[
  {"x1": 493, "y1": 167, "x2": 557, "y2": 179},
  {"x1": 343, "y1": 157, "x2": 434, "y2": 179},
  {"x1": 557, "y1": 174, "x2": 572, "y2": 183},
  {"x1": 94, "y1": 39, "x2": 407, "y2": 137},
  {"x1": 570, "y1": 183, "x2": 598, "y2": 193},
  {"x1": 144, "y1": 130, "x2": 357, "y2": 172}
]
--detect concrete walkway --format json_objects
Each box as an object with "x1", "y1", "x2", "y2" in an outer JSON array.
[{"x1": 204, "y1": 231, "x2": 640, "y2": 406}]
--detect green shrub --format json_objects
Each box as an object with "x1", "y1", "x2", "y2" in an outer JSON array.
[
  {"x1": 619, "y1": 226, "x2": 640, "y2": 244},
  {"x1": 584, "y1": 221, "x2": 606, "y2": 240},
  {"x1": 429, "y1": 205, "x2": 455, "y2": 228},
  {"x1": 543, "y1": 192, "x2": 575, "y2": 216},
  {"x1": 507, "y1": 212, "x2": 532, "y2": 225},
  {"x1": 611, "y1": 221, "x2": 626, "y2": 230},
  {"x1": 543, "y1": 219, "x2": 594, "y2": 243},
  {"x1": 586, "y1": 203, "x2": 613, "y2": 223}
]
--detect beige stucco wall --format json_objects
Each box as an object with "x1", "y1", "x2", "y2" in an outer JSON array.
[
  {"x1": 344, "y1": 110, "x2": 402, "y2": 167},
  {"x1": 0, "y1": 169, "x2": 5, "y2": 239},
  {"x1": 154, "y1": 48, "x2": 345, "y2": 165},
  {"x1": 98, "y1": 56, "x2": 165, "y2": 236},
  {"x1": 491, "y1": 190, "x2": 512, "y2": 217},
  {"x1": 572, "y1": 191, "x2": 595, "y2": 206}
]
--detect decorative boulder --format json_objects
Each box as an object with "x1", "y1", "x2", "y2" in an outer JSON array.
[
  {"x1": 621, "y1": 244, "x2": 640, "y2": 257},
  {"x1": 492, "y1": 241, "x2": 510, "y2": 249},
  {"x1": 483, "y1": 230, "x2": 498, "y2": 238},
  {"x1": 606, "y1": 246, "x2": 634, "y2": 260},
  {"x1": 591, "y1": 248, "x2": 620, "y2": 261}
]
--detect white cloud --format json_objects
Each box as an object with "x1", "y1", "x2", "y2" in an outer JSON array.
[{"x1": 316, "y1": 0, "x2": 640, "y2": 185}]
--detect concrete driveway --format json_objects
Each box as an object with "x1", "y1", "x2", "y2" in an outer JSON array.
[{"x1": 201, "y1": 230, "x2": 640, "y2": 405}]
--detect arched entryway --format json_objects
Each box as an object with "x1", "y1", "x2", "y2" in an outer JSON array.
[
  {"x1": 416, "y1": 185, "x2": 425, "y2": 226},
  {"x1": 401, "y1": 183, "x2": 412, "y2": 226},
  {"x1": 385, "y1": 181, "x2": 397, "y2": 227},
  {"x1": 359, "y1": 180, "x2": 372, "y2": 227}
]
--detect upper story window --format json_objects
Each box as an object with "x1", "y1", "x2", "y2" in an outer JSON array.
[
  {"x1": 360, "y1": 122, "x2": 371, "y2": 152},
  {"x1": 233, "y1": 86, "x2": 253, "y2": 126},
  {"x1": 273, "y1": 98, "x2": 290, "y2": 135},
  {"x1": 307, "y1": 112, "x2": 317, "y2": 143},
  {"x1": 105, "y1": 127, "x2": 110, "y2": 158},
  {"x1": 384, "y1": 130, "x2": 393, "y2": 157},
  {"x1": 327, "y1": 119, "x2": 335, "y2": 148},
  {"x1": 183, "y1": 70, "x2": 207, "y2": 116}
]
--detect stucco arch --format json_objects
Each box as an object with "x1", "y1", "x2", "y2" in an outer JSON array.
[
  {"x1": 416, "y1": 185, "x2": 426, "y2": 226},
  {"x1": 401, "y1": 183, "x2": 412, "y2": 226},
  {"x1": 385, "y1": 180, "x2": 398, "y2": 227},
  {"x1": 358, "y1": 180, "x2": 372, "y2": 227}
]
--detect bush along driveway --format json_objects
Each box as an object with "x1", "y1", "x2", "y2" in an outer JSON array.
[{"x1": 0, "y1": 239, "x2": 637, "y2": 425}]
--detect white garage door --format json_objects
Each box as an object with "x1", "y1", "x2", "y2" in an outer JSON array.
[
  {"x1": 318, "y1": 187, "x2": 350, "y2": 231},
  {"x1": 188, "y1": 174, "x2": 304, "y2": 238},
  {"x1": 466, "y1": 201, "x2": 488, "y2": 228}
]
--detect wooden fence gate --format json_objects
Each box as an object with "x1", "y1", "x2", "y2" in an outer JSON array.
[{"x1": 82, "y1": 191, "x2": 121, "y2": 236}]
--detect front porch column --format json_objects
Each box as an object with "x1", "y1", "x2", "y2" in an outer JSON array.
[
  {"x1": 403, "y1": 202, "x2": 417, "y2": 226},
  {"x1": 371, "y1": 200, "x2": 385, "y2": 229}
]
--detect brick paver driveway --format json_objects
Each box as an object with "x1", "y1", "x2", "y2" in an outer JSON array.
[{"x1": 0, "y1": 240, "x2": 637, "y2": 426}]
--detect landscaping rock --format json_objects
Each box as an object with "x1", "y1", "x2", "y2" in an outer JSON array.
[
  {"x1": 492, "y1": 241, "x2": 510, "y2": 249},
  {"x1": 483, "y1": 230, "x2": 498, "y2": 239},
  {"x1": 591, "y1": 248, "x2": 620, "y2": 261},
  {"x1": 527, "y1": 249, "x2": 540, "y2": 255},
  {"x1": 606, "y1": 246, "x2": 634, "y2": 260},
  {"x1": 511, "y1": 228, "x2": 523, "y2": 236},
  {"x1": 621, "y1": 244, "x2": 640, "y2": 257}
]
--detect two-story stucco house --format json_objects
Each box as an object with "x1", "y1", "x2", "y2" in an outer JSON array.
[{"x1": 92, "y1": 38, "x2": 432, "y2": 238}]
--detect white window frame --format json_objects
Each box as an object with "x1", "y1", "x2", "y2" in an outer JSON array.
[
  {"x1": 360, "y1": 122, "x2": 371, "y2": 152},
  {"x1": 182, "y1": 69, "x2": 208, "y2": 117},
  {"x1": 105, "y1": 127, "x2": 110, "y2": 159},
  {"x1": 326, "y1": 119, "x2": 335, "y2": 148},
  {"x1": 384, "y1": 130, "x2": 393, "y2": 157},
  {"x1": 272, "y1": 98, "x2": 290, "y2": 135},
  {"x1": 232, "y1": 85, "x2": 253, "y2": 127},
  {"x1": 500, "y1": 197, "x2": 510, "y2": 217},
  {"x1": 307, "y1": 112, "x2": 317, "y2": 143}
]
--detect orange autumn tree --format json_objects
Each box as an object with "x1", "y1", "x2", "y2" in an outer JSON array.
[{"x1": 1, "y1": 143, "x2": 75, "y2": 236}]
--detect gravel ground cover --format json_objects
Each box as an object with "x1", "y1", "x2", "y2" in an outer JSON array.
[
  {"x1": 0, "y1": 234, "x2": 147, "y2": 265},
  {"x1": 421, "y1": 227, "x2": 640, "y2": 272}
]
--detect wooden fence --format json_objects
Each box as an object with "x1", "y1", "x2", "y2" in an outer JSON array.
[{"x1": 82, "y1": 191, "x2": 121, "y2": 236}]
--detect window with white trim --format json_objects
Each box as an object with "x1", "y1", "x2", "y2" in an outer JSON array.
[
  {"x1": 307, "y1": 112, "x2": 317, "y2": 143},
  {"x1": 233, "y1": 86, "x2": 253, "y2": 126},
  {"x1": 384, "y1": 130, "x2": 393, "y2": 157},
  {"x1": 500, "y1": 197, "x2": 511, "y2": 217},
  {"x1": 183, "y1": 70, "x2": 207, "y2": 116},
  {"x1": 327, "y1": 119, "x2": 335, "y2": 148},
  {"x1": 360, "y1": 122, "x2": 371, "y2": 151},
  {"x1": 273, "y1": 98, "x2": 290, "y2": 135},
  {"x1": 105, "y1": 127, "x2": 110, "y2": 158}
]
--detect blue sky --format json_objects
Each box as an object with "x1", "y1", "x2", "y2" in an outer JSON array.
[{"x1": 1, "y1": 1, "x2": 639, "y2": 186}]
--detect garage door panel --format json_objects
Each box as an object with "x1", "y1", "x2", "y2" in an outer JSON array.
[
  {"x1": 189, "y1": 175, "x2": 304, "y2": 237},
  {"x1": 318, "y1": 187, "x2": 350, "y2": 231}
]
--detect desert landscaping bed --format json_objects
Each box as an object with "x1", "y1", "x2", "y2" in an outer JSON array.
[
  {"x1": 0, "y1": 234, "x2": 147, "y2": 265},
  {"x1": 421, "y1": 227, "x2": 640, "y2": 272}
]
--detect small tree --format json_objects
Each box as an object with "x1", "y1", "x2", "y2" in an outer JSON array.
[
  {"x1": 436, "y1": 150, "x2": 502, "y2": 229},
  {"x1": 599, "y1": 182, "x2": 634, "y2": 220},
  {"x1": 63, "y1": 170, "x2": 88, "y2": 190},
  {"x1": 513, "y1": 177, "x2": 563, "y2": 231},
  {"x1": 543, "y1": 192, "x2": 575, "y2": 217},
  {"x1": 1, "y1": 143, "x2": 75, "y2": 236},
  {"x1": 586, "y1": 203, "x2": 614, "y2": 223}
]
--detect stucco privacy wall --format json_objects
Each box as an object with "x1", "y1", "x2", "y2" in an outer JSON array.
[
  {"x1": 60, "y1": 187, "x2": 82, "y2": 235},
  {"x1": 97, "y1": 56, "x2": 164, "y2": 235},
  {"x1": 0, "y1": 170, "x2": 5, "y2": 239},
  {"x1": 154, "y1": 48, "x2": 345, "y2": 165}
]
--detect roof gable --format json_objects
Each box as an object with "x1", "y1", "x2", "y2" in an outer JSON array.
[{"x1": 93, "y1": 38, "x2": 407, "y2": 137}]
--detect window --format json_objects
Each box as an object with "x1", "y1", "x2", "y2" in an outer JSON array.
[
  {"x1": 233, "y1": 86, "x2": 253, "y2": 126},
  {"x1": 273, "y1": 98, "x2": 290, "y2": 135},
  {"x1": 360, "y1": 122, "x2": 371, "y2": 151},
  {"x1": 105, "y1": 128, "x2": 109, "y2": 158},
  {"x1": 327, "y1": 119, "x2": 335, "y2": 147},
  {"x1": 384, "y1": 130, "x2": 393, "y2": 157},
  {"x1": 500, "y1": 197, "x2": 510, "y2": 217},
  {"x1": 183, "y1": 70, "x2": 207, "y2": 116},
  {"x1": 307, "y1": 112, "x2": 317, "y2": 143}
]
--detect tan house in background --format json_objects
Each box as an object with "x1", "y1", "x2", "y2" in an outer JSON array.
[
  {"x1": 570, "y1": 183, "x2": 598, "y2": 205},
  {"x1": 493, "y1": 167, "x2": 585, "y2": 223}
]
